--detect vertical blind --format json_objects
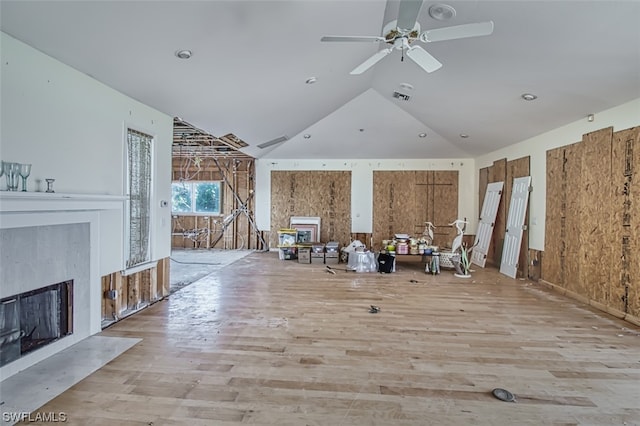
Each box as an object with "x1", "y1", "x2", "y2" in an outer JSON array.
[{"x1": 127, "y1": 128, "x2": 152, "y2": 268}]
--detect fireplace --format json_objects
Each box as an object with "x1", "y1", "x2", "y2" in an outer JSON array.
[
  {"x1": 0, "y1": 281, "x2": 74, "y2": 367},
  {"x1": 0, "y1": 191, "x2": 126, "y2": 380}
]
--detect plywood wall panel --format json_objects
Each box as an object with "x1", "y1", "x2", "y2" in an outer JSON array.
[
  {"x1": 414, "y1": 171, "x2": 431, "y2": 235},
  {"x1": 270, "y1": 171, "x2": 351, "y2": 248},
  {"x1": 432, "y1": 171, "x2": 459, "y2": 247},
  {"x1": 478, "y1": 167, "x2": 489, "y2": 222},
  {"x1": 564, "y1": 142, "x2": 584, "y2": 295},
  {"x1": 612, "y1": 127, "x2": 640, "y2": 317},
  {"x1": 372, "y1": 171, "x2": 416, "y2": 243},
  {"x1": 579, "y1": 128, "x2": 614, "y2": 305},
  {"x1": 543, "y1": 147, "x2": 564, "y2": 285},
  {"x1": 372, "y1": 171, "x2": 458, "y2": 250},
  {"x1": 488, "y1": 159, "x2": 507, "y2": 266}
]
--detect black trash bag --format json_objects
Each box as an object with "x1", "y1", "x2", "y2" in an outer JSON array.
[{"x1": 377, "y1": 253, "x2": 395, "y2": 273}]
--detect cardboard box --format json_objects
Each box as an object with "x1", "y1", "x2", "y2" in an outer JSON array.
[
  {"x1": 298, "y1": 247, "x2": 311, "y2": 264},
  {"x1": 325, "y1": 255, "x2": 339, "y2": 264}
]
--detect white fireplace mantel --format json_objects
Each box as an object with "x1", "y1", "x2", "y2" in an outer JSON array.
[{"x1": 0, "y1": 191, "x2": 127, "y2": 215}]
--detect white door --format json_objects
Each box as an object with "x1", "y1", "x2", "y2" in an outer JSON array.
[
  {"x1": 500, "y1": 176, "x2": 532, "y2": 278},
  {"x1": 471, "y1": 181, "x2": 504, "y2": 268}
]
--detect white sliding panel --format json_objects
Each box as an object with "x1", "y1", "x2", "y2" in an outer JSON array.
[
  {"x1": 500, "y1": 176, "x2": 532, "y2": 278},
  {"x1": 471, "y1": 181, "x2": 504, "y2": 268}
]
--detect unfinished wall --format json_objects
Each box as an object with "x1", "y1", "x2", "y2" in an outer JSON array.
[
  {"x1": 372, "y1": 171, "x2": 458, "y2": 250},
  {"x1": 101, "y1": 258, "x2": 170, "y2": 327},
  {"x1": 542, "y1": 126, "x2": 639, "y2": 324},
  {"x1": 612, "y1": 127, "x2": 639, "y2": 317},
  {"x1": 270, "y1": 171, "x2": 351, "y2": 248},
  {"x1": 171, "y1": 157, "x2": 264, "y2": 250},
  {"x1": 488, "y1": 159, "x2": 507, "y2": 266}
]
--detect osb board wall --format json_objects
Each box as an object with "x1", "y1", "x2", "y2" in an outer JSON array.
[
  {"x1": 612, "y1": 127, "x2": 639, "y2": 316},
  {"x1": 488, "y1": 159, "x2": 507, "y2": 266},
  {"x1": 372, "y1": 171, "x2": 458, "y2": 250},
  {"x1": 543, "y1": 126, "x2": 640, "y2": 322},
  {"x1": 478, "y1": 167, "x2": 489, "y2": 221},
  {"x1": 579, "y1": 128, "x2": 614, "y2": 304},
  {"x1": 101, "y1": 257, "x2": 170, "y2": 326},
  {"x1": 270, "y1": 171, "x2": 351, "y2": 248},
  {"x1": 171, "y1": 157, "x2": 263, "y2": 250}
]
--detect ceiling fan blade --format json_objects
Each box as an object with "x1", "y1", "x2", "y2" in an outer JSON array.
[
  {"x1": 420, "y1": 21, "x2": 494, "y2": 43},
  {"x1": 350, "y1": 48, "x2": 393, "y2": 75},
  {"x1": 406, "y1": 46, "x2": 442, "y2": 73},
  {"x1": 321, "y1": 35, "x2": 386, "y2": 43},
  {"x1": 397, "y1": 0, "x2": 424, "y2": 31}
]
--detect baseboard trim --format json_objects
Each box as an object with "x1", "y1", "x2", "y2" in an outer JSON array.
[{"x1": 539, "y1": 279, "x2": 640, "y2": 327}]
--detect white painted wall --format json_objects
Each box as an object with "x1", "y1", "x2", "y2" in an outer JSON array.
[
  {"x1": 255, "y1": 158, "x2": 477, "y2": 237},
  {"x1": 476, "y1": 98, "x2": 640, "y2": 251},
  {"x1": 0, "y1": 32, "x2": 173, "y2": 273}
]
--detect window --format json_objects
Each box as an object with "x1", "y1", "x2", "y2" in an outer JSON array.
[
  {"x1": 171, "y1": 181, "x2": 222, "y2": 215},
  {"x1": 126, "y1": 128, "x2": 153, "y2": 269}
]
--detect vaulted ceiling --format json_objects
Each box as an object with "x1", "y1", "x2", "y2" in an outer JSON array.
[{"x1": 2, "y1": 1, "x2": 639, "y2": 159}]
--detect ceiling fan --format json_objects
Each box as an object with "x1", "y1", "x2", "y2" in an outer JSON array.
[{"x1": 321, "y1": 0, "x2": 494, "y2": 75}]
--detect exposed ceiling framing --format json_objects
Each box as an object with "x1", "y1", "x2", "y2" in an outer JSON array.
[{"x1": 172, "y1": 118, "x2": 253, "y2": 160}]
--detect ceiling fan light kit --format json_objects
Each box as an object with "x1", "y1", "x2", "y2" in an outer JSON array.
[
  {"x1": 320, "y1": 0, "x2": 494, "y2": 75},
  {"x1": 428, "y1": 3, "x2": 456, "y2": 21}
]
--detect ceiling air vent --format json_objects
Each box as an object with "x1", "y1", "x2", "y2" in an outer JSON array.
[
  {"x1": 393, "y1": 91, "x2": 411, "y2": 101},
  {"x1": 257, "y1": 135, "x2": 288, "y2": 149}
]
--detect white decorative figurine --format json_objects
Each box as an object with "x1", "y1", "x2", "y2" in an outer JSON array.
[
  {"x1": 449, "y1": 219, "x2": 468, "y2": 254},
  {"x1": 423, "y1": 221, "x2": 435, "y2": 246}
]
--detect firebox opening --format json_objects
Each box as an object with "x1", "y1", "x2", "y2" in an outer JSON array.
[{"x1": 0, "y1": 280, "x2": 73, "y2": 367}]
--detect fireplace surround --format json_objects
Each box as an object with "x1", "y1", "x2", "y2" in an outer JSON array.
[{"x1": 0, "y1": 191, "x2": 126, "y2": 380}]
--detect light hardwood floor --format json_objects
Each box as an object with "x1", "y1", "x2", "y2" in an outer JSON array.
[{"x1": 25, "y1": 252, "x2": 640, "y2": 425}]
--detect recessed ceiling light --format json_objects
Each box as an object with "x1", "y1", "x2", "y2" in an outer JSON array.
[
  {"x1": 419, "y1": 133, "x2": 427, "y2": 138},
  {"x1": 521, "y1": 93, "x2": 537, "y2": 101},
  {"x1": 175, "y1": 49, "x2": 192, "y2": 59},
  {"x1": 428, "y1": 4, "x2": 456, "y2": 21},
  {"x1": 460, "y1": 134, "x2": 469, "y2": 138},
  {"x1": 303, "y1": 134, "x2": 311, "y2": 139},
  {"x1": 305, "y1": 77, "x2": 317, "y2": 84}
]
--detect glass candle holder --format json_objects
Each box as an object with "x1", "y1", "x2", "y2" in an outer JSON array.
[{"x1": 45, "y1": 178, "x2": 55, "y2": 193}]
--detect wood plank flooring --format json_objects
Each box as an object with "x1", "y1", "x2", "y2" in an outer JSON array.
[{"x1": 24, "y1": 252, "x2": 640, "y2": 425}]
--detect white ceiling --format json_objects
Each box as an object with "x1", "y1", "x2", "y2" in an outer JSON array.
[{"x1": 1, "y1": 1, "x2": 639, "y2": 159}]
